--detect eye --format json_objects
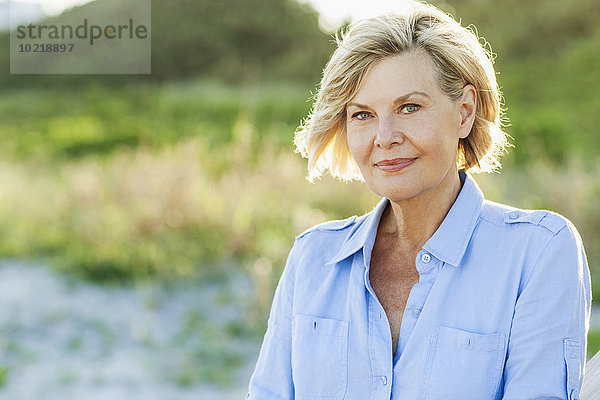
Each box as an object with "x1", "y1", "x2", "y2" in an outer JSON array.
[
  {"x1": 400, "y1": 104, "x2": 421, "y2": 114},
  {"x1": 352, "y1": 111, "x2": 372, "y2": 120}
]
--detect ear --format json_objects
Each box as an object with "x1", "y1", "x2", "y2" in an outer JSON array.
[{"x1": 457, "y1": 84, "x2": 477, "y2": 139}]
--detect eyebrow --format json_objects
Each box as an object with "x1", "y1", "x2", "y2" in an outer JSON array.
[{"x1": 347, "y1": 91, "x2": 431, "y2": 109}]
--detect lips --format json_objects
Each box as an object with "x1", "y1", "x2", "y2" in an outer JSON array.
[{"x1": 375, "y1": 158, "x2": 416, "y2": 172}]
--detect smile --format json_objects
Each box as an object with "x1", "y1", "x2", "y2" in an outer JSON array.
[{"x1": 375, "y1": 158, "x2": 416, "y2": 172}]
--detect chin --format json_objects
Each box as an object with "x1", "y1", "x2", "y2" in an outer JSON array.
[
  {"x1": 368, "y1": 179, "x2": 425, "y2": 202},
  {"x1": 383, "y1": 190, "x2": 424, "y2": 203}
]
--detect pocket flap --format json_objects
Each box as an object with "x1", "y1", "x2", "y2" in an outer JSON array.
[
  {"x1": 293, "y1": 314, "x2": 349, "y2": 337},
  {"x1": 439, "y1": 325, "x2": 505, "y2": 352}
]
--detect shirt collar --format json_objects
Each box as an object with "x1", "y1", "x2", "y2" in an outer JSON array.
[{"x1": 326, "y1": 170, "x2": 484, "y2": 267}]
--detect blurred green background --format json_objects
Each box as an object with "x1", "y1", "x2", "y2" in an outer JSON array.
[{"x1": 0, "y1": 0, "x2": 598, "y2": 391}]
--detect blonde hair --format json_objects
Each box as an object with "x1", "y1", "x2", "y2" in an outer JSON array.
[{"x1": 294, "y1": 1, "x2": 510, "y2": 182}]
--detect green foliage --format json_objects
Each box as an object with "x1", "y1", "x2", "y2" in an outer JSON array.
[
  {"x1": 430, "y1": 0, "x2": 600, "y2": 166},
  {"x1": 435, "y1": 0, "x2": 600, "y2": 60},
  {"x1": 0, "y1": 82, "x2": 375, "y2": 286},
  {"x1": 1, "y1": 0, "x2": 598, "y2": 164},
  {"x1": 0, "y1": 0, "x2": 333, "y2": 87},
  {"x1": 588, "y1": 329, "x2": 600, "y2": 359},
  {"x1": 0, "y1": 366, "x2": 7, "y2": 388},
  {"x1": 151, "y1": 0, "x2": 333, "y2": 83},
  {"x1": 501, "y1": 28, "x2": 600, "y2": 165},
  {"x1": 0, "y1": 81, "x2": 311, "y2": 161}
]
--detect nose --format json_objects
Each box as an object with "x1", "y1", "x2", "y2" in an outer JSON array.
[{"x1": 374, "y1": 116, "x2": 403, "y2": 148}]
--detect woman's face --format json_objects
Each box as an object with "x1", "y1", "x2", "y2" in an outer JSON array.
[{"x1": 345, "y1": 49, "x2": 476, "y2": 203}]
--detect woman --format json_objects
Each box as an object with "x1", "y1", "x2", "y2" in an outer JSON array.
[{"x1": 247, "y1": 1, "x2": 591, "y2": 399}]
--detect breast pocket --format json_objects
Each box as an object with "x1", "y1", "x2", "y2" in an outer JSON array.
[
  {"x1": 424, "y1": 325, "x2": 506, "y2": 400},
  {"x1": 291, "y1": 314, "x2": 349, "y2": 399}
]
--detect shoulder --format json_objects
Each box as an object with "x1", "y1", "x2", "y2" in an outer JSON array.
[
  {"x1": 479, "y1": 199, "x2": 571, "y2": 236},
  {"x1": 289, "y1": 212, "x2": 369, "y2": 267},
  {"x1": 476, "y1": 200, "x2": 584, "y2": 265},
  {"x1": 476, "y1": 200, "x2": 588, "y2": 294},
  {"x1": 296, "y1": 215, "x2": 360, "y2": 240}
]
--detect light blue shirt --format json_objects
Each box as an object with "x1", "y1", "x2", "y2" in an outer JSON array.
[{"x1": 247, "y1": 171, "x2": 591, "y2": 400}]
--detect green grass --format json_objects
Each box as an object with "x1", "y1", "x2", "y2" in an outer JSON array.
[{"x1": 0, "y1": 80, "x2": 311, "y2": 162}]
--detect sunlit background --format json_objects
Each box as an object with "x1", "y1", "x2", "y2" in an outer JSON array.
[
  {"x1": 10, "y1": 0, "x2": 416, "y2": 22},
  {"x1": 0, "y1": 0, "x2": 598, "y2": 398}
]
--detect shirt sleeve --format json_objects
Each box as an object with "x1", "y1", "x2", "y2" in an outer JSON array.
[
  {"x1": 502, "y1": 220, "x2": 592, "y2": 400},
  {"x1": 246, "y1": 238, "x2": 301, "y2": 399}
]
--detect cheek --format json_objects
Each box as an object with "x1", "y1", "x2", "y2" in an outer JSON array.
[
  {"x1": 346, "y1": 127, "x2": 370, "y2": 161},
  {"x1": 429, "y1": 137, "x2": 460, "y2": 168},
  {"x1": 418, "y1": 122, "x2": 460, "y2": 159}
]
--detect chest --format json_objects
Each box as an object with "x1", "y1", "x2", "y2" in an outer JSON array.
[
  {"x1": 369, "y1": 248, "x2": 420, "y2": 354},
  {"x1": 369, "y1": 263, "x2": 417, "y2": 306},
  {"x1": 369, "y1": 253, "x2": 419, "y2": 315}
]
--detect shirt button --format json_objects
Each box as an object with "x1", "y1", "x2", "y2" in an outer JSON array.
[
  {"x1": 421, "y1": 253, "x2": 431, "y2": 263},
  {"x1": 412, "y1": 309, "x2": 421, "y2": 318},
  {"x1": 509, "y1": 211, "x2": 519, "y2": 219},
  {"x1": 380, "y1": 375, "x2": 387, "y2": 385}
]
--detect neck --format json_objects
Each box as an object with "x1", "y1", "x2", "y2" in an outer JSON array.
[{"x1": 381, "y1": 169, "x2": 463, "y2": 252}]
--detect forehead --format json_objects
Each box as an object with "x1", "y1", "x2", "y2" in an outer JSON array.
[{"x1": 350, "y1": 49, "x2": 441, "y2": 103}]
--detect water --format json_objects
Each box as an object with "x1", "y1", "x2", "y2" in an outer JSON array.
[{"x1": 0, "y1": 260, "x2": 258, "y2": 400}]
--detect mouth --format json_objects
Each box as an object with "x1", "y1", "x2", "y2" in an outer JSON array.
[{"x1": 375, "y1": 158, "x2": 417, "y2": 172}]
